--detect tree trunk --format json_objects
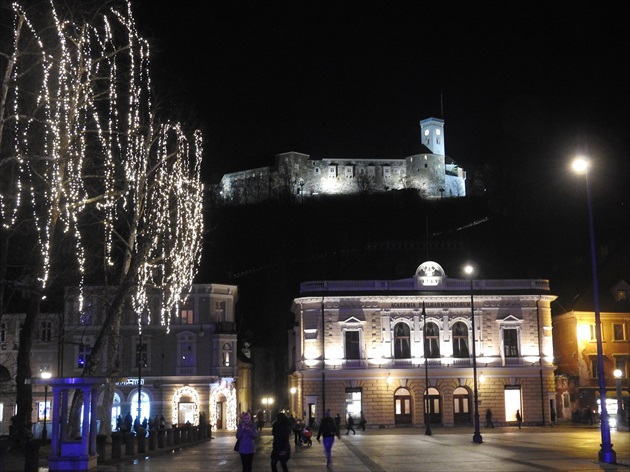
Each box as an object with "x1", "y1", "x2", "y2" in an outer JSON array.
[{"x1": 13, "y1": 292, "x2": 39, "y2": 444}]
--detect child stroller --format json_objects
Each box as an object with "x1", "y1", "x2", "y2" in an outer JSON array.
[{"x1": 301, "y1": 427, "x2": 312, "y2": 446}]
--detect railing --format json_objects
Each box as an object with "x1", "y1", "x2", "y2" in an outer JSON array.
[{"x1": 300, "y1": 277, "x2": 550, "y2": 293}]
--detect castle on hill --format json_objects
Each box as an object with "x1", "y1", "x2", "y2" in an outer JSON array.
[{"x1": 218, "y1": 117, "x2": 467, "y2": 204}]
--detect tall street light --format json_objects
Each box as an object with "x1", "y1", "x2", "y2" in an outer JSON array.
[
  {"x1": 422, "y1": 302, "x2": 432, "y2": 436},
  {"x1": 464, "y1": 265, "x2": 482, "y2": 444},
  {"x1": 572, "y1": 157, "x2": 616, "y2": 463},
  {"x1": 41, "y1": 371, "x2": 52, "y2": 444}
]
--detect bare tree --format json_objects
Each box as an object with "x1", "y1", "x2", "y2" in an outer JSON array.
[{"x1": 0, "y1": 0, "x2": 204, "y2": 440}]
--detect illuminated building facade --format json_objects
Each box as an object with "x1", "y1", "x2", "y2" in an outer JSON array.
[
  {"x1": 288, "y1": 261, "x2": 557, "y2": 428},
  {"x1": 58, "y1": 283, "x2": 241, "y2": 431},
  {"x1": 219, "y1": 118, "x2": 467, "y2": 204},
  {"x1": 553, "y1": 279, "x2": 629, "y2": 422}
]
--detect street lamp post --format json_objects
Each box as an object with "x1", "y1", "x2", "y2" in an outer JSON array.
[
  {"x1": 572, "y1": 157, "x2": 616, "y2": 463},
  {"x1": 422, "y1": 302, "x2": 432, "y2": 436},
  {"x1": 41, "y1": 371, "x2": 52, "y2": 444},
  {"x1": 464, "y1": 265, "x2": 482, "y2": 444}
]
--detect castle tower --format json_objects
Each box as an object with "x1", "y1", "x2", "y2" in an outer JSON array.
[{"x1": 419, "y1": 117, "x2": 445, "y2": 156}]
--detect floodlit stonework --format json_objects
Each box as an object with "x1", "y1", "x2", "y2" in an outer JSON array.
[
  {"x1": 288, "y1": 261, "x2": 557, "y2": 428},
  {"x1": 219, "y1": 118, "x2": 466, "y2": 204}
]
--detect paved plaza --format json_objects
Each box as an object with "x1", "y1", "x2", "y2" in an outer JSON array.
[{"x1": 2, "y1": 423, "x2": 629, "y2": 471}]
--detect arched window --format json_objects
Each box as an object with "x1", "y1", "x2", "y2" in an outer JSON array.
[
  {"x1": 424, "y1": 322, "x2": 440, "y2": 358},
  {"x1": 393, "y1": 323, "x2": 411, "y2": 358},
  {"x1": 452, "y1": 322, "x2": 469, "y2": 358}
]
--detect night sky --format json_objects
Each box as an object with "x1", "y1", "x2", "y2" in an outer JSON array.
[{"x1": 135, "y1": 0, "x2": 628, "y2": 189}]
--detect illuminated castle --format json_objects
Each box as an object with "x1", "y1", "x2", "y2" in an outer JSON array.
[{"x1": 219, "y1": 118, "x2": 466, "y2": 204}]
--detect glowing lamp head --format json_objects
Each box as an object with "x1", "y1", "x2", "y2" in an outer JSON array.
[
  {"x1": 464, "y1": 265, "x2": 474, "y2": 277},
  {"x1": 41, "y1": 371, "x2": 52, "y2": 380},
  {"x1": 572, "y1": 157, "x2": 589, "y2": 174},
  {"x1": 613, "y1": 369, "x2": 622, "y2": 379}
]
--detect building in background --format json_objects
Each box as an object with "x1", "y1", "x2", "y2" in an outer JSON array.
[
  {"x1": 219, "y1": 118, "x2": 467, "y2": 204},
  {"x1": 288, "y1": 261, "x2": 556, "y2": 428},
  {"x1": 553, "y1": 277, "x2": 629, "y2": 424},
  {"x1": 6, "y1": 283, "x2": 242, "y2": 437}
]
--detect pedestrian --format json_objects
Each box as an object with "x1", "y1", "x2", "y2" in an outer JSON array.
[
  {"x1": 271, "y1": 412, "x2": 291, "y2": 472},
  {"x1": 124, "y1": 411, "x2": 133, "y2": 432},
  {"x1": 334, "y1": 413, "x2": 341, "y2": 434},
  {"x1": 236, "y1": 412, "x2": 257, "y2": 472},
  {"x1": 292, "y1": 418, "x2": 302, "y2": 446},
  {"x1": 153, "y1": 414, "x2": 160, "y2": 430},
  {"x1": 316, "y1": 410, "x2": 340, "y2": 470},
  {"x1": 550, "y1": 407, "x2": 556, "y2": 427},
  {"x1": 346, "y1": 413, "x2": 356, "y2": 435},
  {"x1": 516, "y1": 409, "x2": 522, "y2": 429},
  {"x1": 159, "y1": 414, "x2": 166, "y2": 429},
  {"x1": 256, "y1": 409, "x2": 265, "y2": 432},
  {"x1": 359, "y1": 411, "x2": 367, "y2": 431},
  {"x1": 585, "y1": 406, "x2": 593, "y2": 425},
  {"x1": 485, "y1": 408, "x2": 494, "y2": 428}
]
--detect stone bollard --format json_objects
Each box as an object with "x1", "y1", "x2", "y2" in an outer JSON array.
[
  {"x1": 111, "y1": 432, "x2": 122, "y2": 459},
  {"x1": 148, "y1": 429, "x2": 157, "y2": 450},
  {"x1": 157, "y1": 429, "x2": 166, "y2": 448},
  {"x1": 96, "y1": 434, "x2": 108, "y2": 464},
  {"x1": 124, "y1": 431, "x2": 135, "y2": 455},
  {"x1": 166, "y1": 428, "x2": 174, "y2": 447},
  {"x1": 137, "y1": 428, "x2": 146, "y2": 453},
  {"x1": 24, "y1": 439, "x2": 40, "y2": 472}
]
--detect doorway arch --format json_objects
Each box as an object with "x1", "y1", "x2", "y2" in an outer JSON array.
[
  {"x1": 453, "y1": 386, "x2": 470, "y2": 424},
  {"x1": 394, "y1": 387, "x2": 412, "y2": 425},
  {"x1": 424, "y1": 387, "x2": 441, "y2": 425}
]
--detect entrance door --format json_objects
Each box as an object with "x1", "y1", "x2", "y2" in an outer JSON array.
[
  {"x1": 453, "y1": 386, "x2": 470, "y2": 424},
  {"x1": 394, "y1": 388, "x2": 412, "y2": 425},
  {"x1": 216, "y1": 402, "x2": 223, "y2": 429},
  {"x1": 425, "y1": 387, "x2": 441, "y2": 424}
]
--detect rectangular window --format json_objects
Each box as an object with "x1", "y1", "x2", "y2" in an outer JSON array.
[
  {"x1": 345, "y1": 331, "x2": 360, "y2": 359},
  {"x1": 180, "y1": 309, "x2": 194, "y2": 325},
  {"x1": 80, "y1": 301, "x2": 95, "y2": 325},
  {"x1": 0, "y1": 323, "x2": 5, "y2": 343},
  {"x1": 615, "y1": 358, "x2": 627, "y2": 378},
  {"x1": 504, "y1": 386, "x2": 522, "y2": 422},
  {"x1": 613, "y1": 323, "x2": 625, "y2": 341},
  {"x1": 591, "y1": 358, "x2": 599, "y2": 379},
  {"x1": 214, "y1": 301, "x2": 226, "y2": 322},
  {"x1": 78, "y1": 344, "x2": 91, "y2": 368},
  {"x1": 40, "y1": 321, "x2": 52, "y2": 342},
  {"x1": 345, "y1": 388, "x2": 362, "y2": 421},
  {"x1": 135, "y1": 339, "x2": 148, "y2": 368},
  {"x1": 503, "y1": 328, "x2": 519, "y2": 357},
  {"x1": 589, "y1": 324, "x2": 597, "y2": 341},
  {"x1": 179, "y1": 337, "x2": 195, "y2": 367}
]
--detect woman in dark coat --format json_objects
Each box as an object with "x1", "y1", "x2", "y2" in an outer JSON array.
[{"x1": 271, "y1": 412, "x2": 292, "y2": 472}]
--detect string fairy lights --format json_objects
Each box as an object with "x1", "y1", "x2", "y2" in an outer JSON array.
[{"x1": 2, "y1": 1, "x2": 204, "y2": 330}]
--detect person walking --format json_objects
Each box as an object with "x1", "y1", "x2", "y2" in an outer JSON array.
[
  {"x1": 346, "y1": 413, "x2": 356, "y2": 435},
  {"x1": 317, "y1": 410, "x2": 340, "y2": 470},
  {"x1": 359, "y1": 411, "x2": 367, "y2": 431},
  {"x1": 292, "y1": 418, "x2": 303, "y2": 446},
  {"x1": 271, "y1": 412, "x2": 291, "y2": 472},
  {"x1": 236, "y1": 412, "x2": 257, "y2": 472},
  {"x1": 485, "y1": 408, "x2": 494, "y2": 428},
  {"x1": 334, "y1": 413, "x2": 341, "y2": 434},
  {"x1": 516, "y1": 409, "x2": 522, "y2": 429},
  {"x1": 550, "y1": 407, "x2": 556, "y2": 427}
]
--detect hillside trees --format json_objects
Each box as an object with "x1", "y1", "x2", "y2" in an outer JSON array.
[{"x1": 0, "y1": 0, "x2": 204, "y2": 440}]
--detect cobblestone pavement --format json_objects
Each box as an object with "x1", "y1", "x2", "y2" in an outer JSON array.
[{"x1": 2, "y1": 423, "x2": 629, "y2": 471}]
